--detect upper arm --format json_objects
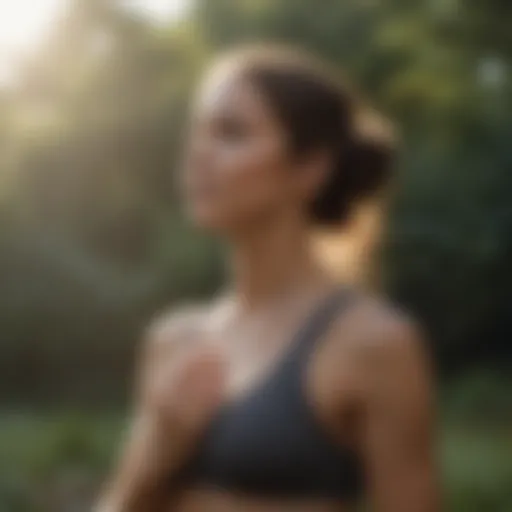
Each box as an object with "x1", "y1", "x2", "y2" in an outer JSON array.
[
  {"x1": 358, "y1": 313, "x2": 440, "y2": 512},
  {"x1": 98, "y1": 307, "x2": 206, "y2": 511},
  {"x1": 134, "y1": 305, "x2": 206, "y2": 407}
]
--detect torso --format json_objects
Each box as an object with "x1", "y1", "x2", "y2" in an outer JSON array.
[
  {"x1": 171, "y1": 489, "x2": 347, "y2": 512},
  {"x1": 156, "y1": 286, "x2": 388, "y2": 512}
]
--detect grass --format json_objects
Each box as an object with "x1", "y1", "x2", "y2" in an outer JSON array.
[
  {"x1": 0, "y1": 411, "x2": 124, "y2": 512},
  {"x1": 0, "y1": 410, "x2": 511, "y2": 511},
  {"x1": 441, "y1": 423, "x2": 512, "y2": 511}
]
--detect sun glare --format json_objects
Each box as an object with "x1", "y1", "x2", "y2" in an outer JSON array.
[
  {"x1": 123, "y1": 0, "x2": 191, "y2": 22},
  {"x1": 0, "y1": 0, "x2": 63, "y2": 52},
  {"x1": 0, "y1": 0, "x2": 62, "y2": 84},
  {"x1": 0, "y1": 0, "x2": 190, "y2": 85}
]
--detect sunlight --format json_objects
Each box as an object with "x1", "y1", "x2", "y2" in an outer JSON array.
[
  {"x1": 0, "y1": 0, "x2": 190, "y2": 51},
  {"x1": 0, "y1": 0, "x2": 63, "y2": 52},
  {"x1": 123, "y1": 0, "x2": 191, "y2": 22},
  {"x1": 0, "y1": 0, "x2": 63, "y2": 84},
  {"x1": 0, "y1": 0, "x2": 190, "y2": 84}
]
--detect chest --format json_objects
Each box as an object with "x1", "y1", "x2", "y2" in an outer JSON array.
[
  {"x1": 188, "y1": 327, "x2": 361, "y2": 498},
  {"x1": 212, "y1": 315, "x2": 356, "y2": 434}
]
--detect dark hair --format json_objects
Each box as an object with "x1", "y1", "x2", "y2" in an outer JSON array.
[{"x1": 219, "y1": 45, "x2": 396, "y2": 226}]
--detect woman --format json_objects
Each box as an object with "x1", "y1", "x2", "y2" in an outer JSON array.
[{"x1": 98, "y1": 45, "x2": 439, "y2": 512}]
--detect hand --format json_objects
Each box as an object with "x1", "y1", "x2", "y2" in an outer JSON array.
[
  {"x1": 97, "y1": 332, "x2": 226, "y2": 512},
  {"x1": 144, "y1": 344, "x2": 226, "y2": 443}
]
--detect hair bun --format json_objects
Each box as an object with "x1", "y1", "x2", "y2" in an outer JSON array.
[
  {"x1": 311, "y1": 109, "x2": 397, "y2": 226},
  {"x1": 348, "y1": 109, "x2": 397, "y2": 197}
]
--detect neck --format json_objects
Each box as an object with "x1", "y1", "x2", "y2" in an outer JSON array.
[{"x1": 228, "y1": 214, "x2": 329, "y2": 310}]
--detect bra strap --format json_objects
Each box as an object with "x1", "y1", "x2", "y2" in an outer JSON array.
[{"x1": 286, "y1": 287, "x2": 355, "y2": 367}]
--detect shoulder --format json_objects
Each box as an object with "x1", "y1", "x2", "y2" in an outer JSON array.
[
  {"x1": 333, "y1": 291, "x2": 427, "y2": 356},
  {"x1": 147, "y1": 303, "x2": 209, "y2": 345},
  {"x1": 331, "y1": 292, "x2": 433, "y2": 399},
  {"x1": 143, "y1": 303, "x2": 212, "y2": 362}
]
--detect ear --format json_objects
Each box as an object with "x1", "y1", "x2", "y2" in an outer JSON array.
[{"x1": 294, "y1": 149, "x2": 333, "y2": 203}]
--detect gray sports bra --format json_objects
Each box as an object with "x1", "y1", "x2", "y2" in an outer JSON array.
[{"x1": 179, "y1": 288, "x2": 363, "y2": 501}]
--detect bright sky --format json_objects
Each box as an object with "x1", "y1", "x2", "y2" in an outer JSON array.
[{"x1": 0, "y1": 0, "x2": 190, "y2": 83}]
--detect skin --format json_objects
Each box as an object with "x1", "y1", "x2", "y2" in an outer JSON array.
[{"x1": 97, "y1": 63, "x2": 440, "y2": 512}]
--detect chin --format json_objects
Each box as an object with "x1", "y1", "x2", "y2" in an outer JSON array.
[
  {"x1": 188, "y1": 211, "x2": 226, "y2": 233},
  {"x1": 187, "y1": 204, "x2": 247, "y2": 236}
]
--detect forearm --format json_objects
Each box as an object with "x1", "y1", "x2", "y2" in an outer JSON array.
[
  {"x1": 97, "y1": 485, "x2": 168, "y2": 512},
  {"x1": 97, "y1": 416, "x2": 185, "y2": 512},
  {"x1": 99, "y1": 311, "x2": 224, "y2": 511}
]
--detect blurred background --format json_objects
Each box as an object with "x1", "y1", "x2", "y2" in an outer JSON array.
[{"x1": 0, "y1": 0, "x2": 511, "y2": 510}]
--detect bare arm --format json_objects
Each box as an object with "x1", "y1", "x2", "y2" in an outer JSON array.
[
  {"x1": 359, "y1": 318, "x2": 440, "y2": 512},
  {"x1": 96, "y1": 327, "x2": 180, "y2": 512},
  {"x1": 96, "y1": 414, "x2": 180, "y2": 512},
  {"x1": 96, "y1": 309, "x2": 224, "y2": 512}
]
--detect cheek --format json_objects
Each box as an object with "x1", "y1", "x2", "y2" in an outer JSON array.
[
  {"x1": 217, "y1": 138, "x2": 290, "y2": 220},
  {"x1": 187, "y1": 137, "x2": 291, "y2": 230}
]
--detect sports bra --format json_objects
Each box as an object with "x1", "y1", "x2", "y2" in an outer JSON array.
[{"x1": 178, "y1": 288, "x2": 364, "y2": 501}]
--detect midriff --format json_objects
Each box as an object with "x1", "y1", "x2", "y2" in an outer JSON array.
[{"x1": 171, "y1": 487, "x2": 348, "y2": 512}]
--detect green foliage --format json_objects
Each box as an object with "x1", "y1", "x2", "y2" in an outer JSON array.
[
  {"x1": 443, "y1": 371, "x2": 512, "y2": 424},
  {"x1": 1, "y1": 405, "x2": 511, "y2": 511},
  {"x1": 0, "y1": 411, "x2": 124, "y2": 511},
  {"x1": 442, "y1": 423, "x2": 512, "y2": 512},
  {"x1": 0, "y1": 0, "x2": 509, "y2": 398},
  {"x1": 0, "y1": 2, "x2": 510, "y2": 510},
  {"x1": 0, "y1": 0, "x2": 510, "y2": 469}
]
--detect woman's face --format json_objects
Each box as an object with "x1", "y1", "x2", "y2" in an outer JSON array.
[{"x1": 183, "y1": 68, "x2": 310, "y2": 235}]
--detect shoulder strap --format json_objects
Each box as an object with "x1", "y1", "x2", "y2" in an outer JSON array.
[{"x1": 286, "y1": 287, "x2": 355, "y2": 367}]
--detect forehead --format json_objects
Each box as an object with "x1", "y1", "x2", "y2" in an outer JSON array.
[{"x1": 194, "y1": 65, "x2": 271, "y2": 122}]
